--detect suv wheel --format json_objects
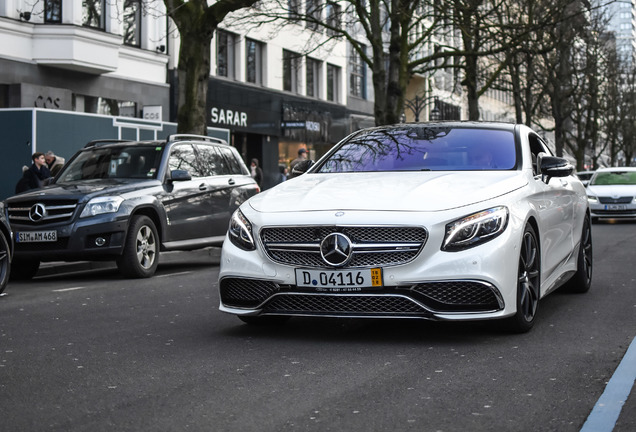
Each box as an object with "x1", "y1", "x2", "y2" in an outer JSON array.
[
  {"x1": 0, "y1": 231, "x2": 11, "y2": 292},
  {"x1": 117, "y1": 215, "x2": 159, "y2": 278},
  {"x1": 10, "y1": 258, "x2": 40, "y2": 281}
]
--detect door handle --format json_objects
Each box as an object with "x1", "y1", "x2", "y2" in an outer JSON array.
[
  {"x1": 199, "y1": 183, "x2": 207, "y2": 191},
  {"x1": 228, "y1": 178, "x2": 236, "y2": 185}
]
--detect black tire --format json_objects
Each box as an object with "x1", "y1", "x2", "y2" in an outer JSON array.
[
  {"x1": 238, "y1": 315, "x2": 290, "y2": 326},
  {"x1": 116, "y1": 215, "x2": 159, "y2": 278},
  {"x1": 10, "y1": 258, "x2": 40, "y2": 281},
  {"x1": 0, "y1": 230, "x2": 11, "y2": 293},
  {"x1": 563, "y1": 216, "x2": 593, "y2": 293},
  {"x1": 505, "y1": 224, "x2": 541, "y2": 333}
]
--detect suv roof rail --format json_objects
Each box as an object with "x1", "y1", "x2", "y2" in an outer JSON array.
[
  {"x1": 167, "y1": 134, "x2": 227, "y2": 145},
  {"x1": 84, "y1": 139, "x2": 132, "y2": 148}
]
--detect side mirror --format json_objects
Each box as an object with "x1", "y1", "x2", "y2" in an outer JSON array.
[
  {"x1": 537, "y1": 153, "x2": 574, "y2": 184},
  {"x1": 169, "y1": 169, "x2": 192, "y2": 182},
  {"x1": 290, "y1": 160, "x2": 315, "y2": 178}
]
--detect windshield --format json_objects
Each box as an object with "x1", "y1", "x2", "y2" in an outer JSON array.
[
  {"x1": 315, "y1": 126, "x2": 517, "y2": 173},
  {"x1": 57, "y1": 145, "x2": 164, "y2": 182},
  {"x1": 591, "y1": 171, "x2": 636, "y2": 186}
]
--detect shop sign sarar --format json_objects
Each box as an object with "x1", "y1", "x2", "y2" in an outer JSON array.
[{"x1": 211, "y1": 107, "x2": 247, "y2": 127}]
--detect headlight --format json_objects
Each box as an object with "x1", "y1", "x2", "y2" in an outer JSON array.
[
  {"x1": 587, "y1": 195, "x2": 598, "y2": 202},
  {"x1": 442, "y1": 206, "x2": 509, "y2": 251},
  {"x1": 228, "y1": 209, "x2": 255, "y2": 251},
  {"x1": 80, "y1": 196, "x2": 124, "y2": 218}
]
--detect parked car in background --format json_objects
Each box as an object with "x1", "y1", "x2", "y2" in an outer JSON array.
[
  {"x1": 0, "y1": 202, "x2": 13, "y2": 294},
  {"x1": 586, "y1": 167, "x2": 636, "y2": 222},
  {"x1": 5, "y1": 135, "x2": 259, "y2": 279},
  {"x1": 218, "y1": 122, "x2": 592, "y2": 333},
  {"x1": 576, "y1": 170, "x2": 595, "y2": 187}
]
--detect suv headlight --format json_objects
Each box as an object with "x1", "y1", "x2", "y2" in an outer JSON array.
[
  {"x1": 80, "y1": 196, "x2": 124, "y2": 218},
  {"x1": 228, "y1": 209, "x2": 255, "y2": 251},
  {"x1": 442, "y1": 206, "x2": 509, "y2": 251}
]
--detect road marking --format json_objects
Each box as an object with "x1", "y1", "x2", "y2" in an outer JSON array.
[
  {"x1": 53, "y1": 287, "x2": 86, "y2": 293},
  {"x1": 580, "y1": 335, "x2": 636, "y2": 432},
  {"x1": 156, "y1": 271, "x2": 192, "y2": 278}
]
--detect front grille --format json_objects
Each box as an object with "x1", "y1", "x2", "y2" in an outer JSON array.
[
  {"x1": 410, "y1": 281, "x2": 502, "y2": 312},
  {"x1": 262, "y1": 294, "x2": 428, "y2": 316},
  {"x1": 593, "y1": 209, "x2": 636, "y2": 216},
  {"x1": 8, "y1": 199, "x2": 78, "y2": 226},
  {"x1": 261, "y1": 226, "x2": 427, "y2": 268},
  {"x1": 598, "y1": 196, "x2": 634, "y2": 204}
]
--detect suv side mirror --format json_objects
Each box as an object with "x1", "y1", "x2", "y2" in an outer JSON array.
[
  {"x1": 169, "y1": 169, "x2": 192, "y2": 182},
  {"x1": 290, "y1": 160, "x2": 315, "y2": 178},
  {"x1": 537, "y1": 153, "x2": 574, "y2": 184}
]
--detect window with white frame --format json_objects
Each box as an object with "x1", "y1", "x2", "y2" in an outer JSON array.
[
  {"x1": 283, "y1": 50, "x2": 301, "y2": 93},
  {"x1": 246, "y1": 38, "x2": 264, "y2": 85},
  {"x1": 123, "y1": 0, "x2": 141, "y2": 47},
  {"x1": 217, "y1": 30, "x2": 238, "y2": 79},
  {"x1": 288, "y1": 0, "x2": 301, "y2": 19},
  {"x1": 306, "y1": 0, "x2": 321, "y2": 31},
  {"x1": 326, "y1": 2, "x2": 341, "y2": 36},
  {"x1": 83, "y1": 0, "x2": 105, "y2": 29},
  {"x1": 327, "y1": 63, "x2": 340, "y2": 102},
  {"x1": 45, "y1": 0, "x2": 62, "y2": 23},
  {"x1": 349, "y1": 44, "x2": 366, "y2": 99},
  {"x1": 306, "y1": 57, "x2": 321, "y2": 98}
]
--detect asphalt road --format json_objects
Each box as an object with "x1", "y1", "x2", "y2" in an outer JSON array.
[{"x1": 1, "y1": 222, "x2": 635, "y2": 432}]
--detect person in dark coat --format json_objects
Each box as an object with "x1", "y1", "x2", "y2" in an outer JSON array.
[
  {"x1": 250, "y1": 158, "x2": 263, "y2": 188},
  {"x1": 15, "y1": 152, "x2": 52, "y2": 194}
]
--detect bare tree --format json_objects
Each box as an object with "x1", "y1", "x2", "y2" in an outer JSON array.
[{"x1": 163, "y1": 0, "x2": 260, "y2": 134}]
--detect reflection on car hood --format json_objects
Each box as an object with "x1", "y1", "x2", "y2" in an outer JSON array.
[
  {"x1": 6, "y1": 179, "x2": 160, "y2": 202},
  {"x1": 587, "y1": 184, "x2": 636, "y2": 196},
  {"x1": 249, "y1": 171, "x2": 527, "y2": 213}
]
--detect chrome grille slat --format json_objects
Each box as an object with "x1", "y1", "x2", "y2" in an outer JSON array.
[
  {"x1": 263, "y1": 294, "x2": 426, "y2": 315},
  {"x1": 261, "y1": 226, "x2": 427, "y2": 268}
]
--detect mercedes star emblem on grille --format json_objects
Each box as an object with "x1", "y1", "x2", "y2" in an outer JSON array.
[
  {"x1": 29, "y1": 203, "x2": 47, "y2": 222},
  {"x1": 320, "y1": 233, "x2": 352, "y2": 266}
]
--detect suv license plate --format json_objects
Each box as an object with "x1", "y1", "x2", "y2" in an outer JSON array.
[
  {"x1": 17, "y1": 230, "x2": 57, "y2": 243},
  {"x1": 296, "y1": 268, "x2": 383, "y2": 289}
]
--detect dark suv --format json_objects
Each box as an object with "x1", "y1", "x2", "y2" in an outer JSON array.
[{"x1": 5, "y1": 135, "x2": 259, "y2": 279}]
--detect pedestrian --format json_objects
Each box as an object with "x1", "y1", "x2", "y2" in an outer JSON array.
[
  {"x1": 45, "y1": 150, "x2": 65, "y2": 177},
  {"x1": 289, "y1": 148, "x2": 308, "y2": 173},
  {"x1": 250, "y1": 158, "x2": 263, "y2": 187},
  {"x1": 278, "y1": 165, "x2": 288, "y2": 183},
  {"x1": 15, "y1": 152, "x2": 52, "y2": 194}
]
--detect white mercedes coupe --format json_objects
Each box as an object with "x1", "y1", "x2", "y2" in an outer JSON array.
[{"x1": 218, "y1": 122, "x2": 593, "y2": 332}]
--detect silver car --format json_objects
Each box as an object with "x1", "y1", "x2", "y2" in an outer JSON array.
[{"x1": 586, "y1": 167, "x2": 636, "y2": 221}]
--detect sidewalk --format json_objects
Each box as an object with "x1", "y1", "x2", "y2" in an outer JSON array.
[{"x1": 35, "y1": 247, "x2": 222, "y2": 278}]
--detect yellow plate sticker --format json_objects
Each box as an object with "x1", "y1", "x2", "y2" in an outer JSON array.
[{"x1": 371, "y1": 268, "x2": 383, "y2": 287}]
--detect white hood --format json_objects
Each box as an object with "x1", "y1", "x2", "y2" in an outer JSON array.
[{"x1": 249, "y1": 171, "x2": 527, "y2": 213}]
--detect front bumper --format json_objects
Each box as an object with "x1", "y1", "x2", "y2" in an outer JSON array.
[
  {"x1": 12, "y1": 214, "x2": 129, "y2": 261},
  {"x1": 218, "y1": 221, "x2": 520, "y2": 322},
  {"x1": 589, "y1": 202, "x2": 636, "y2": 219}
]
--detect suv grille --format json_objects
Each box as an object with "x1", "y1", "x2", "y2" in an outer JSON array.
[
  {"x1": 8, "y1": 200, "x2": 78, "y2": 226},
  {"x1": 260, "y1": 226, "x2": 427, "y2": 268}
]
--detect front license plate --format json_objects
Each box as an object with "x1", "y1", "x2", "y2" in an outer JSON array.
[
  {"x1": 605, "y1": 204, "x2": 626, "y2": 211},
  {"x1": 295, "y1": 268, "x2": 383, "y2": 292},
  {"x1": 17, "y1": 230, "x2": 57, "y2": 243}
]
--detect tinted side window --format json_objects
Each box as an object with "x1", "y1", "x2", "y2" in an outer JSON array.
[
  {"x1": 217, "y1": 146, "x2": 246, "y2": 175},
  {"x1": 195, "y1": 144, "x2": 229, "y2": 176},
  {"x1": 168, "y1": 144, "x2": 203, "y2": 178}
]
